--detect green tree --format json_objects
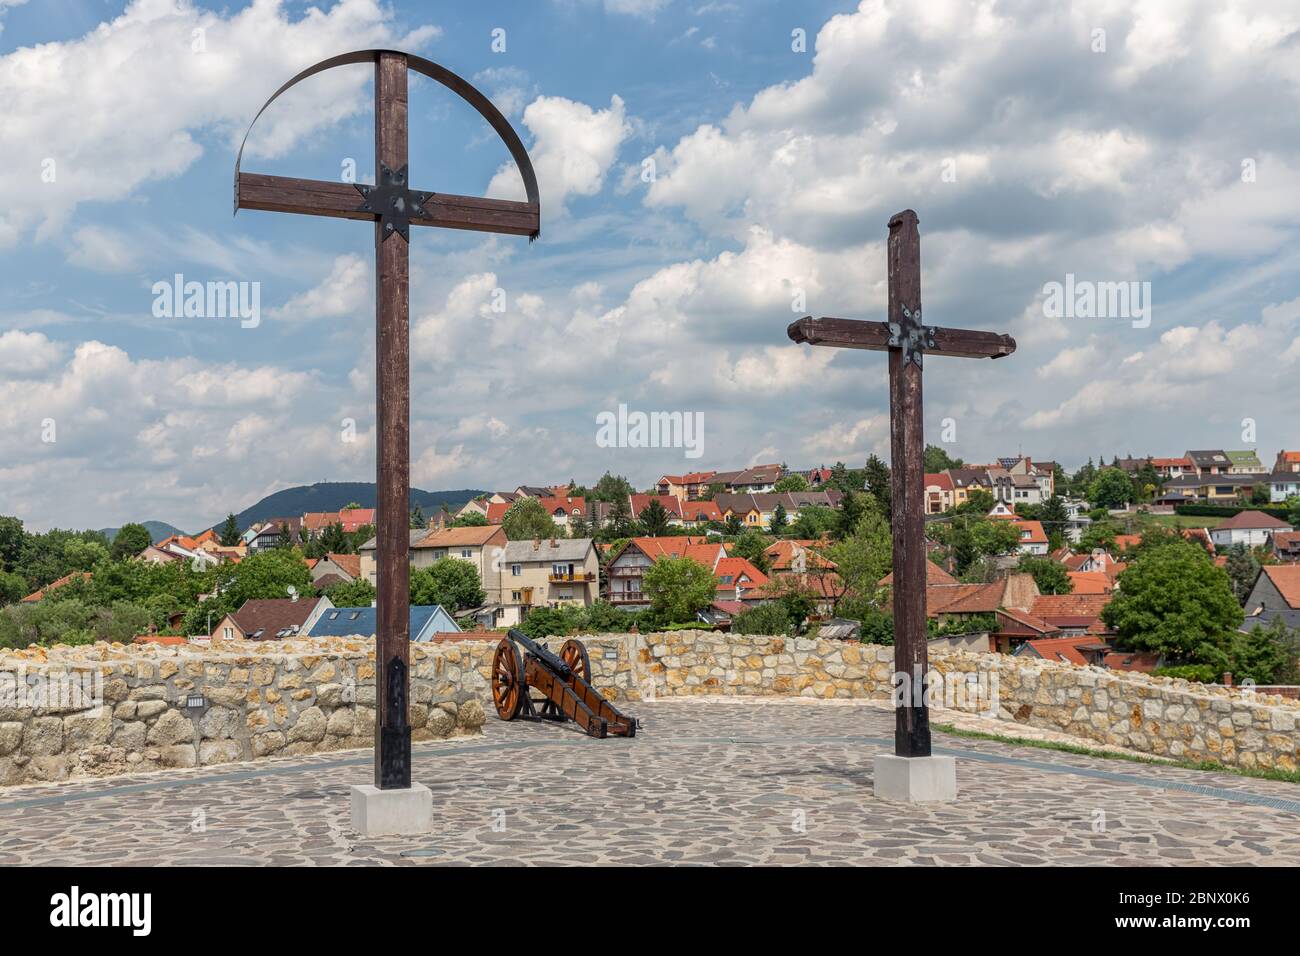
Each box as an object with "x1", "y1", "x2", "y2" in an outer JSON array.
[
  {"x1": 769, "y1": 502, "x2": 788, "y2": 533},
  {"x1": 409, "y1": 558, "x2": 486, "y2": 611},
  {"x1": 1079, "y1": 521, "x2": 1120, "y2": 552},
  {"x1": 955, "y1": 488, "x2": 995, "y2": 515},
  {"x1": 638, "y1": 499, "x2": 671, "y2": 537},
  {"x1": 1015, "y1": 555, "x2": 1073, "y2": 595},
  {"x1": 592, "y1": 472, "x2": 635, "y2": 503},
  {"x1": 409, "y1": 504, "x2": 426, "y2": 529},
  {"x1": 218, "y1": 513, "x2": 241, "y2": 547},
  {"x1": 773, "y1": 474, "x2": 809, "y2": 493},
  {"x1": 517, "y1": 604, "x2": 584, "y2": 639},
  {"x1": 641, "y1": 556, "x2": 717, "y2": 623},
  {"x1": 1101, "y1": 542, "x2": 1243, "y2": 664},
  {"x1": 732, "y1": 601, "x2": 792, "y2": 636},
  {"x1": 730, "y1": 530, "x2": 772, "y2": 574},
  {"x1": 0, "y1": 570, "x2": 27, "y2": 607},
  {"x1": 970, "y1": 519, "x2": 1021, "y2": 557},
  {"x1": 723, "y1": 513, "x2": 745, "y2": 536},
  {"x1": 1088, "y1": 467, "x2": 1135, "y2": 510},
  {"x1": 825, "y1": 508, "x2": 892, "y2": 611},
  {"x1": 1226, "y1": 619, "x2": 1299, "y2": 685},
  {"x1": 327, "y1": 577, "x2": 377, "y2": 608},
  {"x1": 863, "y1": 455, "x2": 891, "y2": 517},
  {"x1": 501, "y1": 498, "x2": 561, "y2": 541},
  {"x1": 110, "y1": 523, "x2": 153, "y2": 560},
  {"x1": 788, "y1": 505, "x2": 837, "y2": 539},
  {"x1": 0, "y1": 516, "x2": 24, "y2": 572},
  {"x1": 450, "y1": 511, "x2": 488, "y2": 528},
  {"x1": 1039, "y1": 495, "x2": 1069, "y2": 551},
  {"x1": 1223, "y1": 544, "x2": 1260, "y2": 603},
  {"x1": 923, "y1": 444, "x2": 962, "y2": 473}
]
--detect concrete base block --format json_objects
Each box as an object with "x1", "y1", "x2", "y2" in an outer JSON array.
[
  {"x1": 872, "y1": 754, "x2": 958, "y2": 803},
  {"x1": 349, "y1": 783, "x2": 433, "y2": 835}
]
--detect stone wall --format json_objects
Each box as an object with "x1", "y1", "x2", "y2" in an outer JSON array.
[
  {"x1": 574, "y1": 632, "x2": 1300, "y2": 771},
  {"x1": 0, "y1": 637, "x2": 488, "y2": 787},
  {"x1": 2, "y1": 631, "x2": 1297, "y2": 786}
]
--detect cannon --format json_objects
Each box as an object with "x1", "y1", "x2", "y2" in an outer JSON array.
[{"x1": 491, "y1": 630, "x2": 637, "y2": 738}]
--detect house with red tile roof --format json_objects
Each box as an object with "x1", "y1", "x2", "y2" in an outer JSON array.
[
  {"x1": 1028, "y1": 593, "x2": 1114, "y2": 636},
  {"x1": 1241, "y1": 564, "x2": 1300, "y2": 632},
  {"x1": 1009, "y1": 519, "x2": 1048, "y2": 555},
  {"x1": 655, "y1": 471, "x2": 718, "y2": 500},
  {"x1": 535, "y1": 496, "x2": 588, "y2": 531},
  {"x1": 1067, "y1": 571, "x2": 1114, "y2": 594},
  {"x1": 1102, "y1": 651, "x2": 1161, "y2": 673},
  {"x1": 20, "y1": 571, "x2": 92, "y2": 603},
  {"x1": 1015, "y1": 636, "x2": 1110, "y2": 667},
  {"x1": 924, "y1": 472, "x2": 954, "y2": 514},
  {"x1": 1271, "y1": 530, "x2": 1300, "y2": 562},
  {"x1": 766, "y1": 540, "x2": 836, "y2": 574},
  {"x1": 606, "y1": 536, "x2": 726, "y2": 607},
  {"x1": 713, "y1": 557, "x2": 769, "y2": 602},
  {"x1": 629, "y1": 494, "x2": 685, "y2": 525},
  {"x1": 678, "y1": 500, "x2": 723, "y2": 527},
  {"x1": 879, "y1": 559, "x2": 958, "y2": 588}
]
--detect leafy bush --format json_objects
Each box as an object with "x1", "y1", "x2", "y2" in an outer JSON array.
[
  {"x1": 1152, "y1": 664, "x2": 1219, "y2": 683},
  {"x1": 731, "y1": 601, "x2": 792, "y2": 636}
]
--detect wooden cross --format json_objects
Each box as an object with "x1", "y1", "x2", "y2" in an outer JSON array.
[
  {"x1": 234, "y1": 50, "x2": 540, "y2": 790},
  {"x1": 787, "y1": 210, "x2": 1015, "y2": 758}
]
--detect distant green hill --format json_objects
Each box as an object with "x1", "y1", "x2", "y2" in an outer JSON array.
[
  {"x1": 222, "y1": 482, "x2": 484, "y2": 532},
  {"x1": 99, "y1": 521, "x2": 189, "y2": 544}
]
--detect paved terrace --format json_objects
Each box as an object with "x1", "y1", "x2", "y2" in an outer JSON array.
[{"x1": 1, "y1": 699, "x2": 1298, "y2": 866}]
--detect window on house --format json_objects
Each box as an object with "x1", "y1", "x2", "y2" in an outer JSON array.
[
  {"x1": 512, "y1": 591, "x2": 522, "y2": 602},
  {"x1": 461, "y1": 549, "x2": 472, "y2": 559},
  {"x1": 511, "y1": 564, "x2": 522, "y2": 576},
  {"x1": 223, "y1": 626, "x2": 233, "y2": 640}
]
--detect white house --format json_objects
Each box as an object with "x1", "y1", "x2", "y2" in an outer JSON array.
[{"x1": 1208, "y1": 510, "x2": 1292, "y2": 549}]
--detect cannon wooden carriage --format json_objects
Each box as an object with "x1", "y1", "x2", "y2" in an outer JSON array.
[{"x1": 491, "y1": 630, "x2": 638, "y2": 738}]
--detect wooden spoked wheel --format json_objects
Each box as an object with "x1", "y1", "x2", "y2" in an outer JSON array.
[
  {"x1": 492, "y1": 639, "x2": 525, "y2": 720},
  {"x1": 559, "y1": 639, "x2": 591, "y2": 685}
]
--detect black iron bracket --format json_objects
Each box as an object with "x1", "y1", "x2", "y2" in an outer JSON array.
[
  {"x1": 887, "y1": 304, "x2": 935, "y2": 367},
  {"x1": 355, "y1": 163, "x2": 433, "y2": 243}
]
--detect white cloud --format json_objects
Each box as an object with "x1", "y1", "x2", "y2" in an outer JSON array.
[
  {"x1": 0, "y1": 330, "x2": 63, "y2": 376},
  {"x1": 267, "y1": 254, "x2": 369, "y2": 324},
  {"x1": 66, "y1": 225, "x2": 141, "y2": 273},
  {"x1": 0, "y1": 0, "x2": 436, "y2": 248},
  {"x1": 488, "y1": 95, "x2": 631, "y2": 214}
]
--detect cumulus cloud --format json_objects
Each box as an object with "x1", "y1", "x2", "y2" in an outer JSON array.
[
  {"x1": 488, "y1": 94, "x2": 631, "y2": 214},
  {"x1": 0, "y1": 0, "x2": 436, "y2": 248}
]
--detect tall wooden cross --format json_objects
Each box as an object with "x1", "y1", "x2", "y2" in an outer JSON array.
[
  {"x1": 788, "y1": 209, "x2": 1015, "y2": 758},
  {"x1": 234, "y1": 50, "x2": 540, "y2": 790}
]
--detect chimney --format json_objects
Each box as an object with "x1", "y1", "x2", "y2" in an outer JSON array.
[
  {"x1": 550, "y1": 537, "x2": 557, "y2": 548},
  {"x1": 533, "y1": 537, "x2": 540, "y2": 551},
  {"x1": 1222, "y1": 672, "x2": 1233, "y2": 687}
]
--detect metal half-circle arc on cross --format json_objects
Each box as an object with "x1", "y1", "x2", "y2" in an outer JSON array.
[{"x1": 232, "y1": 48, "x2": 540, "y2": 236}]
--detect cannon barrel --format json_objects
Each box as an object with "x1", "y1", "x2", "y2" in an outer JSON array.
[{"x1": 505, "y1": 628, "x2": 572, "y2": 679}]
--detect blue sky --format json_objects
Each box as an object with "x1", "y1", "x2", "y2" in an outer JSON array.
[{"x1": 2, "y1": 0, "x2": 1300, "y2": 532}]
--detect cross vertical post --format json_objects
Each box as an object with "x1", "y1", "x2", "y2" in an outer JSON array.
[
  {"x1": 233, "y1": 50, "x2": 540, "y2": 816},
  {"x1": 886, "y1": 210, "x2": 929, "y2": 757},
  {"x1": 785, "y1": 209, "x2": 1015, "y2": 797},
  {"x1": 373, "y1": 50, "x2": 411, "y2": 789}
]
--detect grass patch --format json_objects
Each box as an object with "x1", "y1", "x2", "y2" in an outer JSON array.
[
  {"x1": 932, "y1": 721, "x2": 1300, "y2": 785},
  {"x1": 1146, "y1": 513, "x2": 1225, "y2": 529}
]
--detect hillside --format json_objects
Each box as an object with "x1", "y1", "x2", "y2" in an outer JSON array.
[
  {"x1": 220, "y1": 482, "x2": 484, "y2": 532},
  {"x1": 98, "y1": 521, "x2": 190, "y2": 544}
]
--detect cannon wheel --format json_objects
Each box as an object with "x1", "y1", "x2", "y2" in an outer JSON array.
[
  {"x1": 559, "y1": 639, "x2": 591, "y2": 685},
  {"x1": 491, "y1": 638, "x2": 526, "y2": 720}
]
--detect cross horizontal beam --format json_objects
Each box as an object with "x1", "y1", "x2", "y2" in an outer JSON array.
[
  {"x1": 787, "y1": 315, "x2": 1016, "y2": 360},
  {"x1": 236, "y1": 172, "x2": 540, "y2": 237}
]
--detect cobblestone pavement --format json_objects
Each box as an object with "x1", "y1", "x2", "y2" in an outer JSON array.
[{"x1": 1, "y1": 699, "x2": 1298, "y2": 866}]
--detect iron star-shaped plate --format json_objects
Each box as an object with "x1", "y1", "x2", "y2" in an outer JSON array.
[{"x1": 355, "y1": 163, "x2": 433, "y2": 242}]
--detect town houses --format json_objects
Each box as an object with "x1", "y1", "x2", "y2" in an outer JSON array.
[{"x1": 6, "y1": 448, "x2": 1300, "y2": 691}]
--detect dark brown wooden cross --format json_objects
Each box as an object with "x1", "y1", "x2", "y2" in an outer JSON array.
[
  {"x1": 787, "y1": 209, "x2": 1015, "y2": 758},
  {"x1": 234, "y1": 50, "x2": 540, "y2": 790}
]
